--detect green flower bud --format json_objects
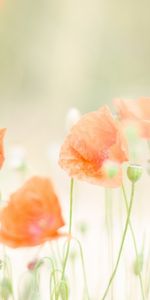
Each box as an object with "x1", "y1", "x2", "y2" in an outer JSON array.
[{"x1": 127, "y1": 164, "x2": 142, "y2": 182}]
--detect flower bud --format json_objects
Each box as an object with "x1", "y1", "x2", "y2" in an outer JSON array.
[
  {"x1": 127, "y1": 164, "x2": 142, "y2": 182},
  {"x1": 27, "y1": 259, "x2": 38, "y2": 271}
]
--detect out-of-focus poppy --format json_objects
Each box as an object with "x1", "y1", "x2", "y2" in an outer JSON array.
[
  {"x1": 114, "y1": 98, "x2": 150, "y2": 139},
  {"x1": 0, "y1": 176, "x2": 65, "y2": 247}
]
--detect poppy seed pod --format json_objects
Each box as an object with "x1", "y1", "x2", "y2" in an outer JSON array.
[{"x1": 127, "y1": 164, "x2": 142, "y2": 182}]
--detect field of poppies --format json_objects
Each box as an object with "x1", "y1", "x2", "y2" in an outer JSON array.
[{"x1": 0, "y1": 98, "x2": 149, "y2": 299}]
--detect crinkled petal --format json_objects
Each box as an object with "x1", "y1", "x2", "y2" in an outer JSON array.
[{"x1": 59, "y1": 106, "x2": 128, "y2": 187}]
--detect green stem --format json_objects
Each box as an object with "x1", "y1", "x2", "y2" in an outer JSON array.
[
  {"x1": 62, "y1": 178, "x2": 74, "y2": 277},
  {"x1": 145, "y1": 245, "x2": 150, "y2": 297},
  {"x1": 101, "y1": 182, "x2": 135, "y2": 300},
  {"x1": 105, "y1": 188, "x2": 114, "y2": 300},
  {"x1": 50, "y1": 270, "x2": 63, "y2": 300},
  {"x1": 3, "y1": 253, "x2": 15, "y2": 300},
  {"x1": 121, "y1": 184, "x2": 145, "y2": 300},
  {"x1": 75, "y1": 238, "x2": 90, "y2": 300},
  {"x1": 56, "y1": 178, "x2": 74, "y2": 300}
]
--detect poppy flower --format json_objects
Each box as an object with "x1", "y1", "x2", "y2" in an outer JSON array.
[
  {"x1": 114, "y1": 98, "x2": 150, "y2": 139},
  {"x1": 0, "y1": 128, "x2": 6, "y2": 168},
  {"x1": 59, "y1": 106, "x2": 128, "y2": 187},
  {"x1": 0, "y1": 176, "x2": 65, "y2": 248}
]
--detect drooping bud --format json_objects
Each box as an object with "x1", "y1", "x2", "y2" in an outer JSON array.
[
  {"x1": 27, "y1": 259, "x2": 38, "y2": 271},
  {"x1": 127, "y1": 164, "x2": 142, "y2": 182},
  {"x1": 27, "y1": 259, "x2": 43, "y2": 272}
]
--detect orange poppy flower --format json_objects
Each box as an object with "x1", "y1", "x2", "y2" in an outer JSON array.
[
  {"x1": 0, "y1": 128, "x2": 6, "y2": 168},
  {"x1": 59, "y1": 106, "x2": 128, "y2": 187},
  {"x1": 0, "y1": 176, "x2": 65, "y2": 248},
  {"x1": 114, "y1": 98, "x2": 150, "y2": 139}
]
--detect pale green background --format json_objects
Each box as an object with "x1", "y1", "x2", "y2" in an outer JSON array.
[{"x1": 0, "y1": 0, "x2": 150, "y2": 160}]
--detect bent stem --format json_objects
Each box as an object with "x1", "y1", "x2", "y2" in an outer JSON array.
[
  {"x1": 56, "y1": 178, "x2": 74, "y2": 299},
  {"x1": 74, "y1": 238, "x2": 90, "y2": 300},
  {"x1": 101, "y1": 182, "x2": 135, "y2": 300},
  {"x1": 121, "y1": 184, "x2": 145, "y2": 300}
]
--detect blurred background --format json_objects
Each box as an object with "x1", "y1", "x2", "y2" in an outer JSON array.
[
  {"x1": 1, "y1": 0, "x2": 150, "y2": 163},
  {"x1": 0, "y1": 1, "x2": 150, "y2": 299}
]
